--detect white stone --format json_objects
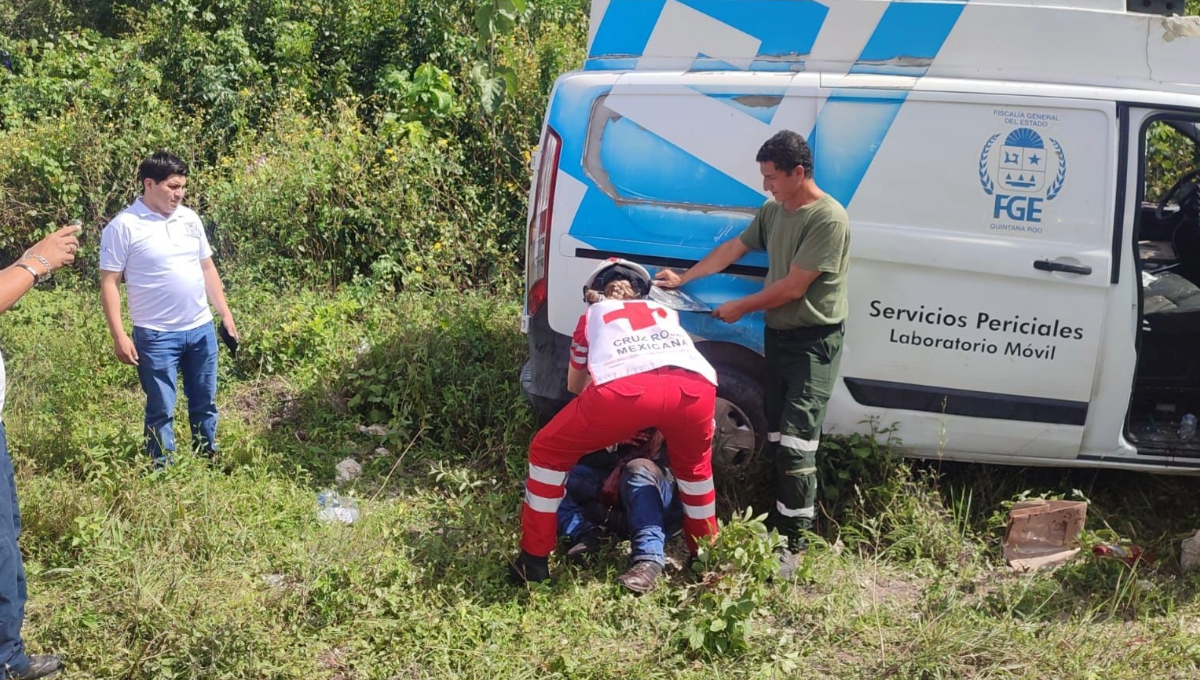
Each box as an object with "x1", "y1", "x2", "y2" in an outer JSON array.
[{"x1": 335, "y1": 458, "x2": 363, "y2": 484}]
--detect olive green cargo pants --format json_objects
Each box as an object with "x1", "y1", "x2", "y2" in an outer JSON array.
[{"x1": 763, "y1": 324, "x2": 844, "y2": 547}]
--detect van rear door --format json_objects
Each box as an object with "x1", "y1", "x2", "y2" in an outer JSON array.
[{"x1": 827, "y1": 84, "x2": 1117, "y2": 462}]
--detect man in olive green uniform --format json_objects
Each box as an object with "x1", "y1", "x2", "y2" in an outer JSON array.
[{"x1": 655, "y1": 130, "x2": 849, "y2": 572}]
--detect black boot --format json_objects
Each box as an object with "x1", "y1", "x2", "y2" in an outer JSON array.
[
  {"x1": 6, "y1": 655, "x2": 63, "y2": 680},
  {"x1": 508, "y1": 551, "x2": 550, "y2": 584}
]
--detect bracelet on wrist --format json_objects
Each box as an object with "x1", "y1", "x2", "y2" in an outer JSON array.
[
  {"x1": 15, "y1": 263, "x2": 39, "y2": 284},
  {"x1": 19, "y1": 254, "x2": 52, "y2": 284}
]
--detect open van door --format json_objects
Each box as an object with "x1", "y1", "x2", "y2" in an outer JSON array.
[
  {"x1": 825, "y1": 85, "x2": 1118, "y2": 464},
  {"x1": 1122, "y1": 107, "x2": 1200, "y2": 464}
]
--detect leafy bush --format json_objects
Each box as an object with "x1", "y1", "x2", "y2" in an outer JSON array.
[
  {"x1": 0, "y1": 107, "x2": 201, "y2": 275},
  {"x1": 676, "y1": 509, "x2": 784, "y2": 658},
  {"x1": 203, "y1": 102, "x2": 519, "y2": 288},
  {"x1": 1145, "y1": 119, "x2": 1199, "y2": 203}
]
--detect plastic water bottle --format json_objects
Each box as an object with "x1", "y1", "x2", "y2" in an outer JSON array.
[
  {"x1": 316, "y1": 489, "x2": 359, "y2": 524},
  {"x1": 1180, "y1": 414, "x2": 1197, "y2": 441}
]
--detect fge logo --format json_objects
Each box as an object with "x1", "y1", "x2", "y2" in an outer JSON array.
[{"x1": 979, "y1": 128, "x2": 1067, "y2": 223}]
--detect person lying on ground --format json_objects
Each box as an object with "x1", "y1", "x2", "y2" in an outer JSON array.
[{"x1": 558, "y1": 429, "x2": 684, "y2": 593}]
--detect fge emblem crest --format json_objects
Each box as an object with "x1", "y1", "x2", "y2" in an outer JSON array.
[{"x1": 979, "y1": 128, "x2": 1067, "y2": 223}]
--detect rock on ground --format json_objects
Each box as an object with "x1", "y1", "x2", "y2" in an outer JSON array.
[{"x1": 335, "y1": 458, "x2": 363, "y2": 484}]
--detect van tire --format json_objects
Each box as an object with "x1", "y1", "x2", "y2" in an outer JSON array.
[{"x1": 712, "y1": 366, "x2": 767, "y2": 472}]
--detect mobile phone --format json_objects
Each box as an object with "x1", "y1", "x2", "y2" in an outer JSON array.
[{"x1": 218, "y1": 322, "x2": 239, "y2": 357}]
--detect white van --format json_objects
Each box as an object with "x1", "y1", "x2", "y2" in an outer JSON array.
[{"x1": 520, "y1": 0, "x2": 1200, "y2": 473}]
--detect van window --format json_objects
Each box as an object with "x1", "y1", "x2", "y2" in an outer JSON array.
[{"x1": 1145, "y1": 120, "x2": 1200, "y2": 205}]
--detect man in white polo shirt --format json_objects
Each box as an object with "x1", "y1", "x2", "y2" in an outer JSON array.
[{"x1": 99, "y1": 151, "x2": 238, "y2": 467}]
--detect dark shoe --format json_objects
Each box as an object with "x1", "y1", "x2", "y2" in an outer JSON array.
[
  {"x1": 564, "y1": 529, "x2": 603, "y2": 564},
  {"x1": 6, "y1": 655, "x2": 63, "y2": 680},
  {"x1": 616, "y1": 560, "x2": 664, "y2": 594},
  {"x1": 508, "y1": 551, "x2": 550, "y2": 584}
]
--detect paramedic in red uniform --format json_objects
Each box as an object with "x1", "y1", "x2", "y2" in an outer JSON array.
[{"x1": 509, "y1": 259, "x2": 719, "y2": 585}]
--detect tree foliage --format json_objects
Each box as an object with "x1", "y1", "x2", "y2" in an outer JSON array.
[{"x1": 0, "y1": 0, "x2": 588, "y2": 289}]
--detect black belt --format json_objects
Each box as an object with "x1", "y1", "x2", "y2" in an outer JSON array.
[{"x1": 766, "y1": 322, "x2": 844, "y2": 339}]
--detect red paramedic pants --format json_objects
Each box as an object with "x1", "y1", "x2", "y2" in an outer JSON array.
[{"x1": 520, "y1": 366, "x2": 718, "y2": 558}]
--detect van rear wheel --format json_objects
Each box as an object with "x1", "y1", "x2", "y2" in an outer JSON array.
[{"x1": 712, "y1": 367, "x2": 767, "y2": 472}]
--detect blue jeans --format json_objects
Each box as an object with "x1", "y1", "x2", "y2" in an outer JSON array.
[
  {"x1": 558, "y1": 459, "x2": 683, "y2": 566},
  {"x1": 133, "y1": 324, "x2": 219, "y2": 464},
  {"x1": 0, "y1": 424, "x2": 29, "y2": 673},
  {"x1": 557, "y1": 465, "x2": 608, "y2": 542}
]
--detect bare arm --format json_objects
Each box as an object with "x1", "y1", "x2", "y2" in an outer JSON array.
[
  {"x1": 201, "y1": 257, "x2": 238, "y2": 339},
  {"x1": 567, "y1": 365, "x2": 591, "y2": 395},
  {"x1": 712, "y1": 265, "x2": 821, "y2": 323},
  {"x1": 0, "y1": 268, "x2": 38, "y2": 314},
  {"x1": 654, "y1": 238, "x2": 751, "y2": 288},
  {"x1": 100, "y1": 270, "x2": 138, "y2": 366}
]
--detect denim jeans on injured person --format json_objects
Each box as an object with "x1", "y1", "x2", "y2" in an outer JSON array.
[
  {"x1": 557, "y1": 460, "x2": 683, "y2": 565},
  {"x1": 620, "y1": 459, "x2": 683, "y2": 566},
  {"x1": 557, "y1": 464, "x2": 608, "y2": 542},
  {"x1": 133, "y1": 324, "x2": 218, "y2": 464}
]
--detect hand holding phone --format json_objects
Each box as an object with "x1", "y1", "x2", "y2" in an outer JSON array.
[{"x1": 218, "y1": 322, "x2": 239, "y2": 357}]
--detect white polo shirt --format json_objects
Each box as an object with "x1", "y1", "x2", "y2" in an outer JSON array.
[{"x1": 99, "y1": 198, "x2": 214, "y2": 332}]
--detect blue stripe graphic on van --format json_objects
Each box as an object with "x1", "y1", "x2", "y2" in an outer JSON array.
[
  {"x1": 683, "y1": 0, "x2": 827, "y2": 57},
  {"x1": 854, "y1": 3, "x2": 966, "y2": 65},
  {"x1": 811, "y1": 90, "x2": 908, "y2": 208},
  {"x1": 815, "y1": 2, "x2": 967, "y2": 206},
  {"x1": 588, "y1": 0, "x2": 667, "y2": 62},
  {"x1": 546, "y1": 80, "x2": 612, "y2": 185},
  {"x1": 588, "y1": 0, "x2": 829, "y2": 68}
]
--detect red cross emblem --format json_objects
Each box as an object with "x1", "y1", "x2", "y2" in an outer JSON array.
[{"x1": 602, "y1": 302, "x2": 668, "y2": 331}]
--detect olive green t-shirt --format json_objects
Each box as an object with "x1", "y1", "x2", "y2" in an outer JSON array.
[{"x1": 738, "y1": 194, "x2": 850, "y2": 330}]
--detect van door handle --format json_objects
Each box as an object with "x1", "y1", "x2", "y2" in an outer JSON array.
[{"x1": 1033, "y1": 259, "x2": 1092, "y2": 276}]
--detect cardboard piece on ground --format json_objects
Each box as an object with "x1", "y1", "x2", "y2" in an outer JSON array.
[{"x1": 1002, "y1": 500, "x2": 1087, "y2": 572}]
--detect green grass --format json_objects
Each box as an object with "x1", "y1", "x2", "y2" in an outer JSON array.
[{"x1": 3, "y1": 284, "x2": 1200, "y2": 679}]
